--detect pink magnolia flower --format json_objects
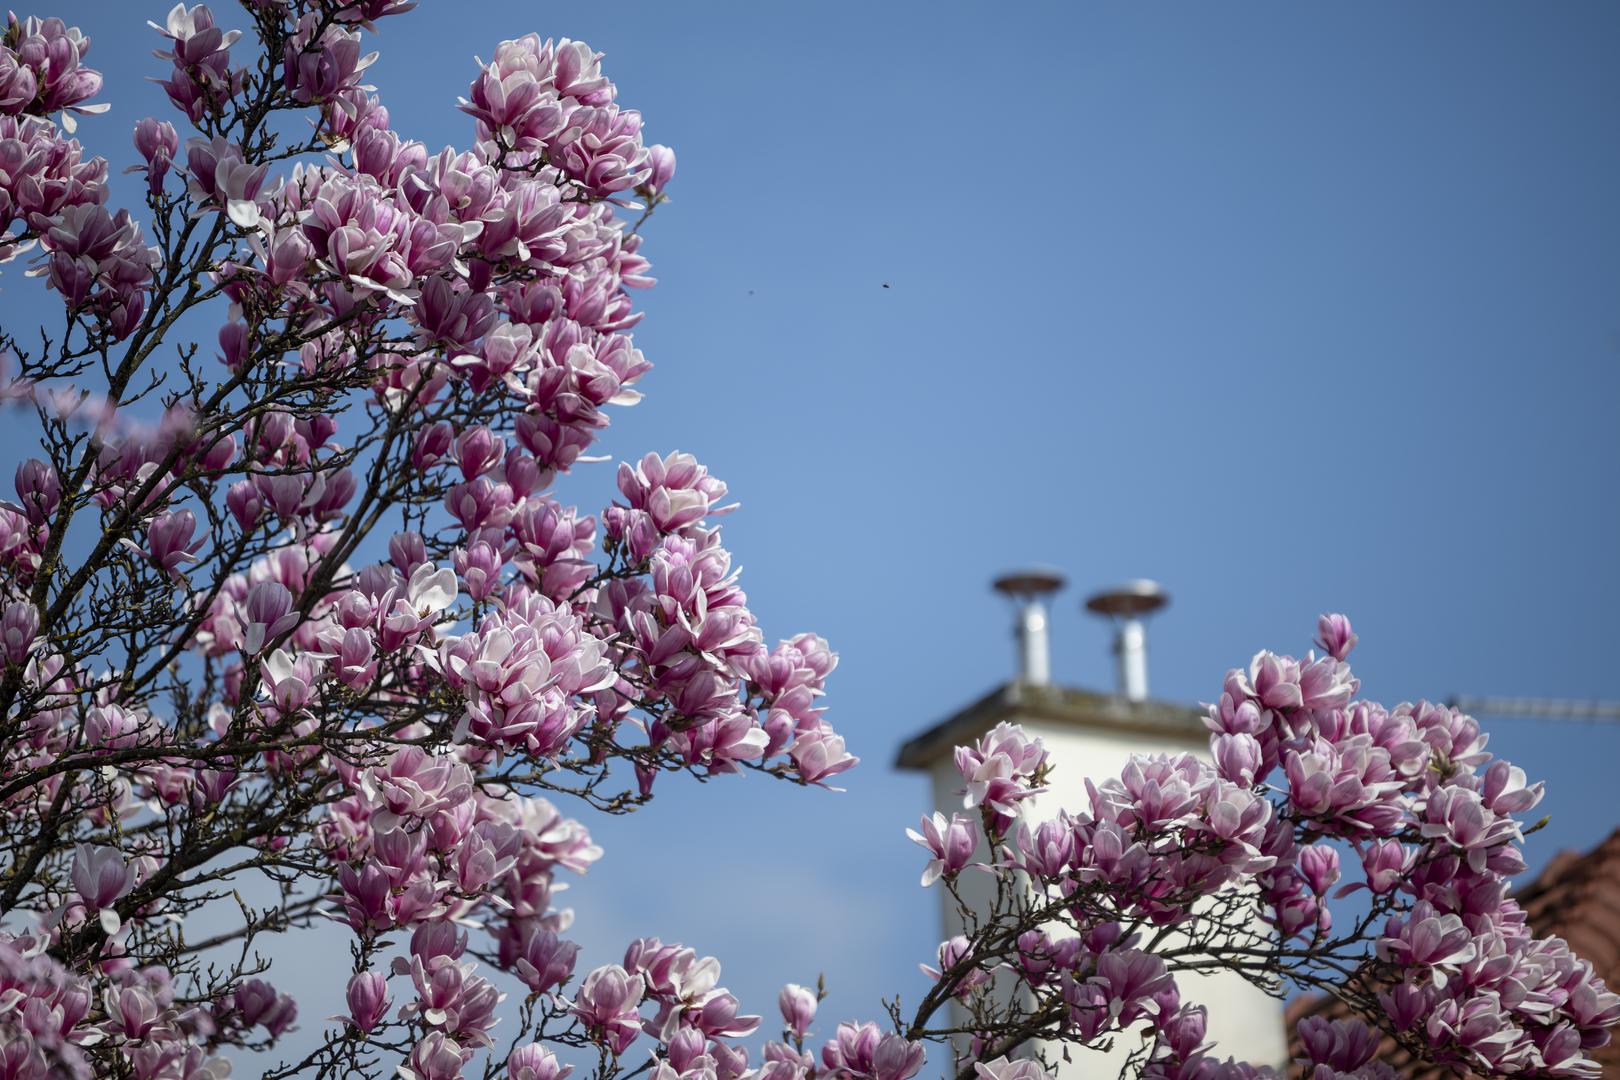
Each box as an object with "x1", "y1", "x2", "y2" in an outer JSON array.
[
  {"x1": 643, "y1": 144, "x2": 676, "y2": 195},
  {"x1": 1378, "y1": 901, "x2": 1478, "y2": 985},
  {"x1": 820, "y1": 1022, "x2": 880, "y2": 1078},
  {"x1": 572, "y1": 964, "x2": 645, "y2": 1055},
  {"x1": 1011, "y1": 816, "x2": 1076, "y2": 879},
  {"x1": 42, "y1": 204, "x2": 157, "y2": 340},
  {"x1": 139, "y1": 508, "x2": 202, "y2": 578},
  {"x1": 339, "y1": 971, "x2": 390, "y2": 1033},
  {"x1": 614, "y1": 451, "x2": 734, "y2": 535},
  {"x1": 974, "y1": 1058, "x2": 1053, "y2": 1080},
  {"x1": 778, "y1": 983, "x2": 816, "y2": 1037},
  {"x1": 1315, "y1": 612, "x2": 1357, "y2": 661},
  {"x1": 906, "y1": 811, "x2": 977, "y2": 886},
  {"x1": 954, "y1": 721, "x2": 1048, "y2": 819},
  {"x1": 508, "y1": 1045, "x2": 572, "y2": 1080},
  {"x1": 282, "y1": 14, "x2": 376, "y2": 105},
  {"x1": 399, "y1": 1032, "x2": 473, "y2": 1080},
  {"x1": 821, "y1": 1024, "x2": 925, "y2": 1080},
  {"x1": 71, "y1": 843, "x2": 133, "y2": 933},
  {"x1": 149, "y1": 4, "x2": 241, "y2": 121},
  {"x1": 1297, "y1": 845, "x2": 1341, "y2": 895},
  {"x1": 1212, "y1": 731, "x2": 1262, "y2": 786},
  {"x1": 919, "y1": 936, "x2": 990, "y2": 999},
  {"x1": 130, "y1": 118, "x2": 177, "y2": 195},
  {"x1": 1012, "y1": 930, "x2": 1082, "y2": 988},
  {"x1": 1076, "y1": 950, "x2": 1180, "y2": 1041},
  {"x1": 1349, "y1": 838, "x2": 1409, "y2": 896},
  {"x1": 225, "y1": 978, "x2": 297, "y2": 1038},
  {"x1": 14, "y1": 458, "x2": 59, "y2": 524},
  {"x1": 461, "y1": 49, "x2": 566, "y2": 152},
  {"x1": 870, "y1": 1035, "x2": 926, "y2": 1080},
  {"x1": 550, "y1": 103, "x2": 651, "y2": 197},
  {"x1": 1295, "y1": 1016, "x2": 1383, "y2": 1074},
  {"x1": 511, "y1": 926, "x2": 578, "y2": 995},
  {"x1": 2, "y1": 14, "x2": 107, "y2": 128},
  {"x1": 149, "y1": 4, "x2": 239, "y2": 68},
  {"x1": 185, "y1": 136, "x2": 272, "y2": 228},
  {"x1": 790, "y1": 727, "x2": 857, "y2": 786},
  {"x1": 242, "y1": 581, "x2": 298, "y2": 654},
  {"x1": 1420, "y1": 785, "x2": 1519, "y2": 873},
  {"x1": 1, "y1": 599, "x2": 38, "y2": 664}
]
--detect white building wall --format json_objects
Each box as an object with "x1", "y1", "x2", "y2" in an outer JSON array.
[{"x1": 923, "y1": 715, "x2": 1287, "y2": 1076}]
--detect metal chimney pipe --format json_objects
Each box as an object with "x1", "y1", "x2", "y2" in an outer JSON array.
[
  {"x1": 1116, "y1": 615, "x2": 1149, "y2": 701},
  {"x1": 1085, "y1": 580, "x2": 1169, "y2": 702},
  {"x1": 993, "y1": 569, "x2": 1067, "y2": 686}
]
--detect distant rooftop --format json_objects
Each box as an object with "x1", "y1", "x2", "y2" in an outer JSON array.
[{"x1": 894, "y1": 681, "x2": 1208, "y2": 771}]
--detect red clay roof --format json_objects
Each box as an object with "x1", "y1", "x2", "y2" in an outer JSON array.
[{"x1": 1285, "y1": 828, "x2": 1620, "y2": 1078}]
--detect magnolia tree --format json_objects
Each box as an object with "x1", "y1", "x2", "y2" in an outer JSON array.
[{"x1": 0, "y1": 4, "x2": 1616, "y2": 1079}]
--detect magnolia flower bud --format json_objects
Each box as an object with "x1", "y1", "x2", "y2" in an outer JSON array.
[
  {"x1": 778, "y1": 983, "x2": 816, "y2": 1037},
  {"x1": 133, "y1": 116, "x2": 177, "y2": 164},
  {"x1": 1212, "y1": 731, "x2": 1262, "y2": 786},
  {"x1": 243, "y1": 581, "x2": 297, "y2": 654},
  {"x1": 1, "y1": 600, "x2": 39, "y2": 665},
  {"x1": 513, "y1": 926, "x2": 578, "y2": 995},
  {"x1": 217, "y1": 320, "x2": 249, "y2": 371},
  {"x1": 343, "y1": 971, "x2": 391, "y2": 1033},
  {"x1": 226, "y1": 479, "x2": 263, "y2": 530},
  {"x1": 454, "y1": 425, "x2": 504, "y2": 481},
  {"x1": 411, "y1": 421, "x2": 454, "y2": 472},
  {"x1": 644, "y1": 144, "x2": 676, "y2": 194},
  {"x1": 232, "y1": 978, "x2": 297, "y2": 1037},
  {"x1": 198, "y1": 433, "x2": 237, "y2": 474},
  {"x1": 1358, "y1": 839, "x2": 1408, "y2": 896},
  {"x1": 503, "y1": 451, "x2": 545, "y2": 497},
  {"x1": 71, "y1": 844, "x2": 134, "y2": 934},
  {"x1": 1297, "y1": 844, "x2": 1341, "y2": 895},
  {"x1": 144, "y1": 508, "x2": 200, "y2": 577},
  {"x1": 14, "y1": 458, "x2": 59, "y2": 525},
  {"x1": 1315, "y1": 612, "x2": 1357, "y2": 661},
  {"x1": 453, "y1": 541, "x2": 504, "y2": 601},
  {"x1": 389, "y1": 531, "x2": 428, "y2": 576}
]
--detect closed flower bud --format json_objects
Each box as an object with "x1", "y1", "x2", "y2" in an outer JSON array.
[{"x1": 778, "y1": 983, "x2": 816, "y2": 1037}]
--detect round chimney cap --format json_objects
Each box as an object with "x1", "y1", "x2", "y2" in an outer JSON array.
[
  {"x1": 992, "y1": 567, "x2": 1067, "y2": 598},
  {"x1": 1085, "y1": 579, "x2": 1169, "y2": 617}
]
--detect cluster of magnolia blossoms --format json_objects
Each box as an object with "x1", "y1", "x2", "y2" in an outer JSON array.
[
  {"x1": 1205, "y1": 622, "x2": 1618, "y2": 1075},
  {"x1": 0, "y1": 16, "x2": 152, "y2": 333},
  {"x1": 906, "y1": 616, "x2": 1619, "y2": 1078},
  {"x1": 0, "y1": 4, "x2": 855, "y2": 1075},
  {"x1": 0, "y1": 3, "x2": 868, "y2": 1076}
]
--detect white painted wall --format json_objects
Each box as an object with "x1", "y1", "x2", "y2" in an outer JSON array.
[{"x1": 922, "y1": 714, "x2": 1287, "y2": 1077}]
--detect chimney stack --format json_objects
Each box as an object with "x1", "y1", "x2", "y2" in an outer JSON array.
[
  {"x1": 1084, "y1": 580, "x2": 1169, "y2": 702},
  {"x1": 992, "y1": 569, "x2": 1066, "y2": 686}
]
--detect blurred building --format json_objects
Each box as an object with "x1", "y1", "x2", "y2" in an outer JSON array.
[{"x1": 896, "y1": 573, "x2": 1288, "y2": 1075}]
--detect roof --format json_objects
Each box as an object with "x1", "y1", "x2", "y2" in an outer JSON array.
[
  {"x1": 894, "y1": 681, "x2": 1208, "y2": 771},
  {"x1": 1285, "y1": 828, "x2": 1620, "y2": 1078}
]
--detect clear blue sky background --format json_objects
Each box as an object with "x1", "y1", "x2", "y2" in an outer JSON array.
[{"x1": 6, "y1": 0, "x2": 1620, "y2": 1065}]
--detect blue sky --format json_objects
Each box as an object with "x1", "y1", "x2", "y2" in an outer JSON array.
[{"x1": 7, "y1": 0, "x2": 1620, "y2": 1065}]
